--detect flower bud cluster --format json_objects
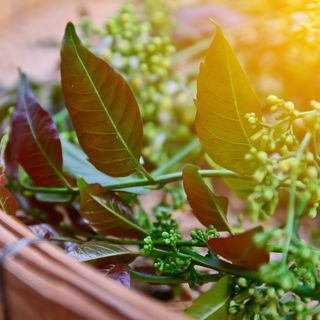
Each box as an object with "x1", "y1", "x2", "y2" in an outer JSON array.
[
  {"x1": 151, "y1": 205, "x2": 182, "y2": 245},
  {"x1": 244, "y1": 96, "x2": 320, "y2": 220},
  {"x1": 190, "y1": 225, "x2": 219, "y2": 245},
  {"x1": 229, "y1": 276, "x2": 314, "y2": 320},
  {"x1": 154, "y1": 255, "x2": 191, "y2": 276},
  {"x1": 141, "y1": 205, "x2": 181, "y2": 255}
]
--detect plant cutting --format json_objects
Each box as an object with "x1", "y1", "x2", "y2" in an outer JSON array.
[{"x1": 0, "y1": 6, "x2": 319, "y2": 320}]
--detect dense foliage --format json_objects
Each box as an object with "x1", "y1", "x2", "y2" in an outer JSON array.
[{"x1": 0, "y1": 1, "x2": 319, "y2": 319}]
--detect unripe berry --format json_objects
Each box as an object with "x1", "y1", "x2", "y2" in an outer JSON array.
[{"x1": 267, "y1": 95, "x2": 280, "y2": 105}]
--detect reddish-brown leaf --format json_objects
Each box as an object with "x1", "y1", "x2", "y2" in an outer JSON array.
[
  {"x1": 61, "y1": 22, "x2": 143, "y2": 177},
  {"x1": 0, "y1": 186, "x2": 16, "y2": 216},
  {"x1": 183, "y1": 164, "x2": 231, "y2": 232},
  {"x1": 11, "y1": 73, "x2": 66, "y2": 187},
  {"x1": 208, "y1": 226, "x2": 269, "y2": 270},
  {"x1": 78, "y1": 178, "x2": 145, "y2": 238},
  {"x1": 0, "y1": 134, "x2": 17, "y2": 215},
  {"x1": 68, "y1": 241, "x2": 137, "y2": 267},
  {"x1": 101, "y1": 264, "x2": 131, "y2": 288}
]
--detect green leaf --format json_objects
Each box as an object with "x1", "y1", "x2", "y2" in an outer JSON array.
[
  {"x1": 61, "y1": 22, "x2": 144, "y2": 177},
  {"x1": 195, "y1": 23, "x2": 261, "y2": 175},
  {"x1": 68, "y1": 241, "x2": 137, "y2": 267},
  {"x1": 78, "y1": 177, "x2": 145, "y2": 238},
  {"x1": 182, "y1": 164, "x2": 232, "y2": 232},
  {"x1": 208, "y1": 226, "x2": 269, "y2": 270},
  {"x1": 62, "y1": 140, "x2": 148, "y2": 194},
  {"x1": 186, "y1": 275, "x2": 231, "y2": 320}
]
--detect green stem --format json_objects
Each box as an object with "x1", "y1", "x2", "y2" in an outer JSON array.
[
  {"x1": 180, "y1": 250, "x2": 320, "y2": 300},
  {"x1": 130, "y1": 269, "x2": 220, "y2": 284},
  {"x1": 51, "y1": 235, "x2": 207, "y2": 247},
  {"x1": 130, "y1": 270, "x2": 186, "y2": 284},
  {"x1": 282, "y1": 132, "x2": 311, "y2": 263},
  {"x1": 282, "y1": 182, "x2": 296, "y2": 263},
  {"x1": 138, "y1": 165, "x2": 155, "y2": 182},
  {"x1": 153, "y1": 138, "x2": 200, "y2": 176},
  {"x1": 20, "y1": 168, "x2": 244, "y2": 195}
]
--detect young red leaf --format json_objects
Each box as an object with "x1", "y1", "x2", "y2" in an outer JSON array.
[
  {"x1": 0, "y1": 186, "x2": 16, "y2": 216},
  {"x1": 183, "y1": 164, "x2": 232, "y2": 233},
  {"x1": 68, "y1": 241, "x2": 137, "y2": 267},
  {"x1": 101, "y1": 264, "x2": 131, "y2": 288},
  {"x1": 208, "y1": 226, "x2": 269, "y2": 270},
  {"x1": 11, "y1": 73, "x2": 68, "y2": 187},
  {"x1": 61, "y1": 22, "x2": 144, "y2": 177},
  {"x1": 0, "y1": 134, "x2": 16, "y2": 215},
  {"x1": 78, "y1": 177, "x2": 145, "y2": 238}
]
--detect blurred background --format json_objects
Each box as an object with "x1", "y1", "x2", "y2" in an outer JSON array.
[{"x1": 0, "y1": 0, "x2": 122, "y2": 85}]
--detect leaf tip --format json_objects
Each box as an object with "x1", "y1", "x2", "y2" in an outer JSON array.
[
  {"x1": 18, "y1": 70, "x2": 28, "y2": 86},
  {"x1": 63, "y1": 22, "x2": 78, "y2": 44},
  {"x1": 65, "y1": 21, "x2": 76, "y2": 33},
  {"x1": 209, "y1": 19, "x2": 222, "y2": 34}
]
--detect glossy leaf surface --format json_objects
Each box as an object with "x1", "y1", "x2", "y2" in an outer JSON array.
[
  {"x1": 78, "y1": 178, "x2": 145, "y2": 238},
  {"x1": 68, "y1": 241, "x2": 137, "y2": 266},
  {"x1": 195, "y1": 23, "x2": 261, "y2": 175},
  {"x1": 11, "y1": 73, "x2": 65, "y2": 187},
  {"x1": 208, "y1": 226, "x2": 269, "y2": 270},
  {"x1": 61, "y1": 22, "x2": 143, "y2": 177},
  {"x1": 183, "y1": 164, "x2": 231, "y2": 232},
  {"x1": 186, "y1": 275, "x2": 231, "y2": 320}
]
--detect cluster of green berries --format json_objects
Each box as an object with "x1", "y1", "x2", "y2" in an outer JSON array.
[
  {"x1": 143, "y1": 204, "x2": 193, "y2": 276},
  {"x1": 247, "y1": 95, "x2": 300, "y2": 155},
  {"x1": 229, "y1": 277, "x2": 316, "y2": 320},
  {"x1": 255, "y1": 229, "x2": 319, "y2": 294},
  {"x1": 151, "y1": 205, "x2": 182, "y2": 244},
  {"x1": 289, "y1": 242, "x2": 320, "y2": 289},
  {"x1": 190, "y1": 226, "x2": 219, "y2": 245},
  {"x1": 244, "y1": 147, "x2": 280, "y2": 219},
  {"x1": 247, "y1": 177, "x2": 279, "y2": 220},
  {"x1": 154, "y1": 256, "x2": 191, "y2": 276},
  {"x1": 79, "y1": 3, "x2": 194, "y2": 166},
  {"x1": 244, "y1": 95, "x2": 320, "y2": 219},
  {"x1": 254, "y1": 228, "x2": 283, "y2": 248},
  {"x1": 141, "y1": 205, "x2": 182, "y2": 257},
  {"x1": 260, "y1": 261, "x2": 297, "y2": 291}
]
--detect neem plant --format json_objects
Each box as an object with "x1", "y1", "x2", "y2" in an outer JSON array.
[
  {"x1": 78, "y1": 3, "x2": 195, "y2": 167},
  {"x1": 1, "y1": 20, "x2": 319, "y2": 320}
]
